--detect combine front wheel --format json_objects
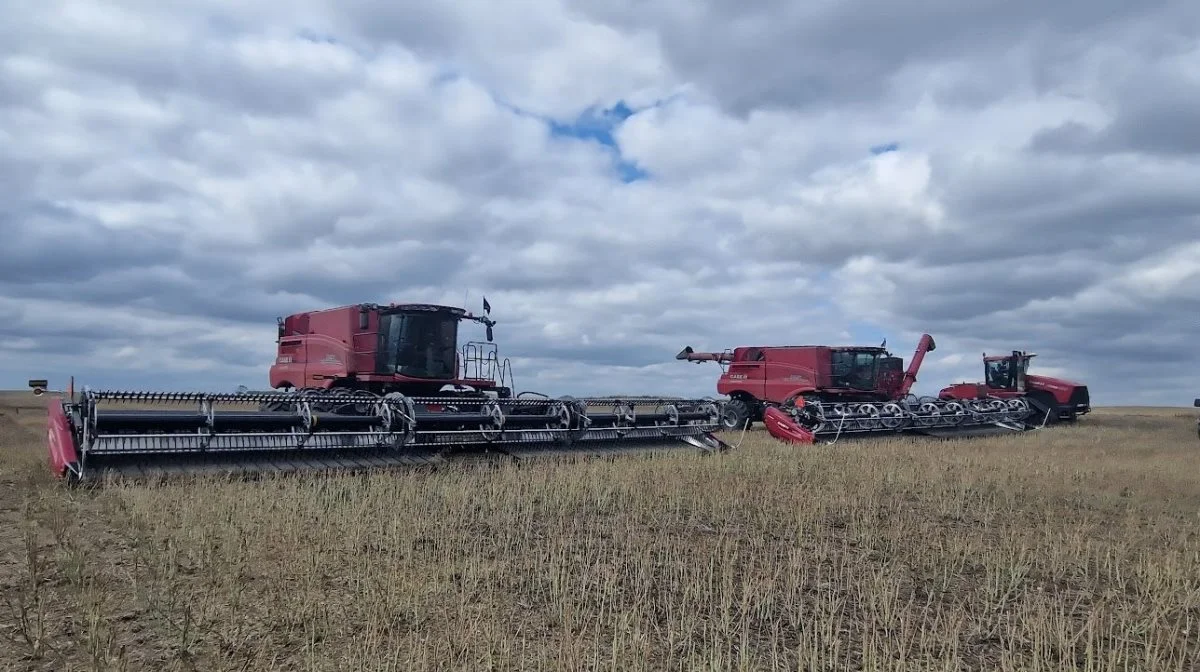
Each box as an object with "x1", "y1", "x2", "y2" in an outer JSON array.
[{"x1": 720, "y1": 398, "x2": 752, "y2": 431}]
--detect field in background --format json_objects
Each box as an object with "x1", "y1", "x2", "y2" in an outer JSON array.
[{"x1": 2, "y1": 391, "x2": 1198, "y2": 671}]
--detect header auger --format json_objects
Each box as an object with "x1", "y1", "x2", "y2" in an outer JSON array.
[{"x1": 42, "y1": 298, "x2": 731, "y2": 484}]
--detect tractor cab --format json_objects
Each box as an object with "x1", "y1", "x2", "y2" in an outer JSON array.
[{"x1": 984, "y1": 351, "x2": 1033, "y2": 392}]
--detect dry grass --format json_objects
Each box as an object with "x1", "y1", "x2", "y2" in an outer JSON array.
[{"x1": 2, "y1": 393, "x2": 1199, "y2": 671}]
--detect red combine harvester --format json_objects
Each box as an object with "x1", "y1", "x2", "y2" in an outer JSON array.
[
  {"x1": 677, "y1": 334, "x2": 937, "y2": 429},
  {"x1": 678, "y1": 334, "x2": 1035, "y2": 443},
  {"x1": 42, "y1": 300, "x2": 731, "y2": 484},
  {"x1": 937, "y1": 350, "x2": 1090, "y2": 424}
]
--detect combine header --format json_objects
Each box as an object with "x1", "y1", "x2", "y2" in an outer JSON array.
[
  {"x1": 43, "y1": 300, "x2": 730, "y2": 483},
  {"x1": 678, "y1": 333, "x2": 1035, "y2": 443}
]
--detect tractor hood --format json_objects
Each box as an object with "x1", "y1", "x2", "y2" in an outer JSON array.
[{"x1": 1026, "y1": 374, "x2": 1087, "y2": 392}]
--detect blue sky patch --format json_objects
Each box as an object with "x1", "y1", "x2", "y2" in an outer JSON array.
[
  {"x1": 870, "y1": 142, "x2": 900, "y2": 155},
  {"x1": 546, "y1": 100, "x2": 648, "y2": 182}
]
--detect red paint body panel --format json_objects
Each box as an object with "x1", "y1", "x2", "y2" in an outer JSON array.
[
  {"x1": 679, "y1": 334, "x2": 935, "y2": 406},
  {"x1": 763, "y1": 406, "x2": 815, "y2": 444},
  {"x1": 1025, "y1": 375, "x2": 1085, "y2": 405},
  {"x1": 939, "y1": 382, "x2": 989, "y2": 399},
  {"x1": 46, "y1": 398, "x2": 77, "y2": 478},
  {"x1": 267, "y1": 302, "x2": 504, "y2": 394},
  {"x1": 715, "y1": 346, "x2": 826, "y2": 400}
]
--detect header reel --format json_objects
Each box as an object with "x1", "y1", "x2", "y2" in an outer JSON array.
[{"x1": 46, "y1": 386, "x2": 730, "y2": 484}]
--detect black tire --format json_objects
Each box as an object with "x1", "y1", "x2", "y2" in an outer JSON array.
[
  {"x1": 721, "y1": 398, "x2": 752, "y2": 431},
  {"x1": 1028, "y1": 392, "x2": 1059, "y2": 425}
]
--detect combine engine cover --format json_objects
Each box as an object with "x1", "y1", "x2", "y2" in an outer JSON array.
[
  {"x1": 764, "y1": 395, "x2": 1034, "y2": 444},
  {"x1": 46, "y1": 388, "x2": 730, "y2": 483}
]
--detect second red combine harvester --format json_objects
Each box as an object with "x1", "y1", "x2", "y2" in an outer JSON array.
[
  {"x1": 43, "y1": 300, "x2": 731, "y2": 483},
  {"x1": 677, "y1": 334, "x2": 1040, "y2": 443}
]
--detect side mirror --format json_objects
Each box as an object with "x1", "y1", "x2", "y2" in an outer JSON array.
[
  {"x1": 1194, "y1": 398, "x2": 1200, "y2": 407},
  {"x1": 486, "y1": 325, "x2": 494, "y2": 342},
  {"x1": 676, "y1": 346, "x2": 694, "y2": 360}
]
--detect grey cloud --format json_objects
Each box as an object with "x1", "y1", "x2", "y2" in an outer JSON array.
[
  {"x1": 1032, "y1": 98, "x2": 1200, "y2": 158},
  {"x1": 832, "y1": 250, "x2": 1200, "y2": 404},
  {"x1": 0, "y1": 204, "x2": 184, "y2": 283},
  {"x1": 747, "y1": 147, "x2": 1200, "y2": 275},
  {"x1": 4, "y1": 14, "x2": 367, "y2": 121},
  {"x1": 2, "y1": 0, "x2": 1200, "y2": 407},
  {"x1": 569, "y1": 0, "x2": 1188, "y2": 115}
]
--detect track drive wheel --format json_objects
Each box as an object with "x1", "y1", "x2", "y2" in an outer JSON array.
[{"x1": 721, "y1": 398, "x2": 752, "y2": 431}]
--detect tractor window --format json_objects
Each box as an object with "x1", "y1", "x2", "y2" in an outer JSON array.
[
  {"x1": 378, "y1": 312, "x2": 459, "y2": 379},
  {"x1": 986, "y1": 359, "x2": 1013, "y2": 389}
]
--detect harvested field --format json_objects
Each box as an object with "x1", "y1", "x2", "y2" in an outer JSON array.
[{"x1": 1, "y1": 392, "x2": 1198, "y2": 671}]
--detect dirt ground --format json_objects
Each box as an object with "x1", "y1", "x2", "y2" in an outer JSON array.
[{"x1": 1, "y1": 391, "x2": 1198, "y2": 671}]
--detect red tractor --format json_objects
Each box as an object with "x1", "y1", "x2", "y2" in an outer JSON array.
[{"x1": 937, "y1": 351, "x2": 1090, "y2": 424}]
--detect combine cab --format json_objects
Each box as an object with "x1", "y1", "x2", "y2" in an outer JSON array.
[
  {"x1": 679, "y1": 334, "x2": 1035, "y2": 443},
  {"x1": 267, "y1": 301, "x2": 515, "y2": 398},
  {"x1": 937, "y1": 351, "x2": 1090, "y2": 424},
  {"x1": 43, "y1": 300, "x2": 731, "y2": 484}
]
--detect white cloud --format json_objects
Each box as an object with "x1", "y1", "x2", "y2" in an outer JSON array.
[{"x1": 1, "y1": 0, "x2": 1198, "y2": 406}]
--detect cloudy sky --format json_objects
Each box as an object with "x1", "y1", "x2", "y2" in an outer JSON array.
[{"x1": 2, "y1": 0, "x2": 1198, "y2": 405}]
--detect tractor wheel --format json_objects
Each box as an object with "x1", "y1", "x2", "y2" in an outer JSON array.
[
  {"x1": 1028, "y1": 392, "x2": 1058, "y2": 426},
  {"x1": 721, "y1": 398, "x2": 752, "y2": 431}
]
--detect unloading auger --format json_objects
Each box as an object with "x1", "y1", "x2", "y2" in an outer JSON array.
[{"x1": 46, "y1": 387, "x2": 730, "y2": 483}]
